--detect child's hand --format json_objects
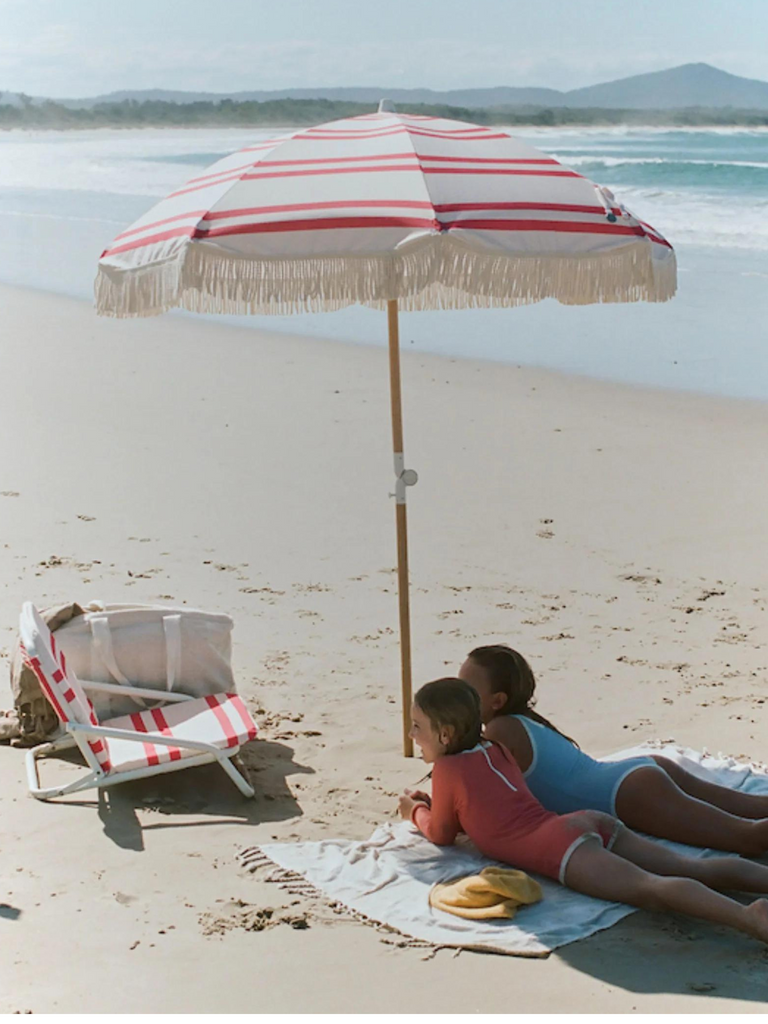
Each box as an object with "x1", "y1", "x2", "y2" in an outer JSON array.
[
  {"x1": 406, "y1": 788, "x2": 432, "y2": 808},
  {"x1": 399, "y1": 789, "x2": 430, "y2": 820},
  {"x1": 398, "y1": 793, "x2": 416, "y2": 819}
]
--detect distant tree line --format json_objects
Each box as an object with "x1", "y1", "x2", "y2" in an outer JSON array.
[{"x1": 1, "y1": 94, "x2": 767, "y2": 129}]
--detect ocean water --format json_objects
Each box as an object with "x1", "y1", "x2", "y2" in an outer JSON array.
[{"x1": 1, "y1": 126, "x2": 767, "y2": 399}]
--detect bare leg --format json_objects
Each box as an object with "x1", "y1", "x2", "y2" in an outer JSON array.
[
  {"x1": 563, "y1": 836, "x2": 768, "y2": 943},
  {"x1": 652, "y1": 755, "x2": 768, "y2": 819},
  {"x1": 616, "y1": 764, "x2": 768, "y2": 856},
  {"x1": 613, "y1": 826, "x2": 768, "y2": 893}
]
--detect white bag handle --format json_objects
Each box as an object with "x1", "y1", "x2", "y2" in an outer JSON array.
[
  {"x1": 89, "y1": 612, "x2": 181, "y2": 697},
  {"x1": 90, "y1": 615, "x2": 132, "y2": 687},
  {"x1": 162, "y1": 615, "x2": 182, "y2": 693}
]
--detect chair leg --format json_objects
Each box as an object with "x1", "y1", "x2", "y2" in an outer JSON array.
[
  {"x1": 219, "y1": 753, "x2": 255, "y2": 798},
  {"x1": 26, "y1": 742, "x2": 100, "y2": 800}
]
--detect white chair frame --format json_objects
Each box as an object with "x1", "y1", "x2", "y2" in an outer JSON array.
[{"x1": 26, "y1": 679, "x2": 255, "y2": 800}]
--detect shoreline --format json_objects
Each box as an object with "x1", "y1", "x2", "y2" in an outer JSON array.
[{"x1": 9, "y1": 278, "x2": 768, "y2": 411}]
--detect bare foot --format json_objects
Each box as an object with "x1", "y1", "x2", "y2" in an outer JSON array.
[{"x1": 743, "y1": 898, "x2": 768, "y2": 943}]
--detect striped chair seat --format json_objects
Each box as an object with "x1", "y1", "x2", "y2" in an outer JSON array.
[{"x1": 103, "y1": 693, "x2": 257, "y2": 773}]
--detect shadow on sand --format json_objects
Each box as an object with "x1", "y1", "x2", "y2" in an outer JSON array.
[
  {"x1": 555, "y1": 910, "x2": 768, "y2": 1003},
  {"x1": 35, "y1": 738, "x2": 312, "y2": 852}
]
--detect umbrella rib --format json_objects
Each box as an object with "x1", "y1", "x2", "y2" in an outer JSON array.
[{"x1": 389, "y1": 115, "x2": 440, "y2": 229}]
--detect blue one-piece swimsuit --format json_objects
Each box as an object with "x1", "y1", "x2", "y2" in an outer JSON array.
[{"x1": 510, "y1": 714, "x2": 662, "y2": 816}]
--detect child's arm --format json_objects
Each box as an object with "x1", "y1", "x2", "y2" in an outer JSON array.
[{"x1": 406, "y1": 761, "x2": 460, "y2": 846}]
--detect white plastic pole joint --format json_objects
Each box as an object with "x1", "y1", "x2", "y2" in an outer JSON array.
[{"x1": 391, "y1": 452, "x2": 418, "y2": 505}]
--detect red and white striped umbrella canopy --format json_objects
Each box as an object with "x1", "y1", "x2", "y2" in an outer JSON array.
[{"x1": 95, "y1": 110, "x2": 677, "y2": 318}]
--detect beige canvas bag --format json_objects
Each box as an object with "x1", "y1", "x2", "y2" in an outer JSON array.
[{"x1": 52, "y1": 602, "x2": 236, "y2": 719}]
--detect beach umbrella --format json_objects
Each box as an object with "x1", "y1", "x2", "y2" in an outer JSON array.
[{"x1": 95, "y1": 104, "x2": 677, "y2": 756}]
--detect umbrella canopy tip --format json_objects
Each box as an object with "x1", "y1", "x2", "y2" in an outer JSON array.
[{"x1": 378, "y1": 98, "x2": 397, "y2": 113}]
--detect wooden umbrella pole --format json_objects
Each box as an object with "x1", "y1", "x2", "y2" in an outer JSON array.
[{"x1": 387, "y1": 299, "x2": 416, "y2": 757}]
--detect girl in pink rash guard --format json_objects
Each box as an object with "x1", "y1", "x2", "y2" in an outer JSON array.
[{"x1": 399, "y1": 678, "x2": 768, "y2": 944}]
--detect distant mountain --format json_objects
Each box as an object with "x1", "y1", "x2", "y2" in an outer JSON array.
[
  {"x1": 4, "y1": 62, "x2": 768, "y2": 111},
  {"x1": 564, "y1": 63, "x2": 768, "y2": 110}
]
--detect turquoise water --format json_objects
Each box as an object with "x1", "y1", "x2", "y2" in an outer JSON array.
[{"x1": 1, "y1": 126, "x2": 767, "y2": 399}]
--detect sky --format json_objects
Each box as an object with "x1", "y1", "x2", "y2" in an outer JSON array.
[{"x1": 1, "y1": 0, "x2": 767, "y2": 98}]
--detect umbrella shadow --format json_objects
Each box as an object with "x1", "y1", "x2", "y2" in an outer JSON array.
[
  {"x1": 39, "y1": 739, "x2": 313, "y2": 851},
  {"x1": 554, "y1": 910, "x2": 768, "y2": 1002}
]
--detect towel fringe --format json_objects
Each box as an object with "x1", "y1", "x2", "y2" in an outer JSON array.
[
  {"x1": 235, "y1": 843, "x2": 548, "y2": 958},
  {"x1": 96, "y1": 237, "x2": 677, "y2": 318}
]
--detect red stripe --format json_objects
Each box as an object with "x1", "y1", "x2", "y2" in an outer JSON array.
[
  {"x1": 421, "y1": 155, "x2": 558, "y2": 165},
  {"x1": 255, "y1": 151, "x2": 416, "y2": 168},
  {"x1": 238, "y1": 139, "x2": 297, "y2": 152},
  {"x1": 299, "y1": 131, "x2": 508, "y2": 142},
  {"x1": 202, "y1": 215, "x2": 435, "y2": 239},
  {"x1": 445, "y1": 216, "x2": 671, "y2": 246},
  {"x1": 103, "y1": 216, "x2": 435, "y2": 255},
  {"x1": 168, "y1": 172, "x2": 260, "y2": 199},
  {"x1": 130, "y1": 711, "x2": 160, "y2": 767},
  {"x1": 114, "y1": 209, "x2": 209, "y2": 241},
  {"x1": 205, "y1": 694, "x2": 238, "y2": 748},
  {"x1": 26, "y1": 655, "x2": 67, "y2": 722},
  {"x1": 297, "y1": 124, "x2": 493, "y2": 136},
  {"x1": 434, "y1": 201, "x2": 621, "y2": 216},
  {"x1": 104, "y1": 225, "x2": 197, "y2": 255},
  {"x1": 204, "y1": 199, "x2": 434, "y2": 221},
  {"x1": 241, "y1": 163, "x2": 419, "y2": 181},
  {"x1": 102, "y1": 213, "x2": 666, "y2": 257},
  {"x1": 226, "y1": 694, "x2": 258, "y2": 742},
  {"x1": 150, "y1": 707, "x2": 182, "y2": 761},
  {"x1": 107, "y1": 200, "x2": 623, "y2": 241},
  {"x1": 442, "y1": 217, "x2": 649, "y2": 237},
  {"x1": 423, "y1": 167, "x2": 579, "y2": 177},
  {"x1": 187, "y1": 162, "x2": 259, "y2": 184},
  {"x1": 88, "y1": 740, "x2": 111, "y2": 771},
  {"x1": 249, "y1": 154, "x2": 559, "y2": 169}
]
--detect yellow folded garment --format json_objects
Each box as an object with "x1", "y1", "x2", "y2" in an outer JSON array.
[{"x1": 429, "y1": 866, "x2": 543, "y2": 920}]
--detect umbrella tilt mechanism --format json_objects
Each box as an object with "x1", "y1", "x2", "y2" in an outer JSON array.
[{"x1": 391, "y1": 453, "x2": 418, "y2": 505}]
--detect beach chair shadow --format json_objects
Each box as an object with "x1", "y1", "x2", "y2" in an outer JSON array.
[
  {"x1": 556, "y1": 911, "x2": 768, "y2": 1003},
  {"x1": 94, "y1": 737, "x2": 313, "y2": 850}
]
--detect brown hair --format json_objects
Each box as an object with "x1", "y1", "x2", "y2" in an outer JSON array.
[
  {"x1": 414, "y1": 678, "x2": 482, "y2": 755},
  {"x1": 467, "y1": 644, "x2": 578, "y2": 747}
]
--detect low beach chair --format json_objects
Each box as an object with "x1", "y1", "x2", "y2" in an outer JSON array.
[{"x1": 19, "y1": 602, "x2": 257, "y2": 800}]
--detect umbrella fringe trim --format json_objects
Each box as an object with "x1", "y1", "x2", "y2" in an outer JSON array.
[{"x1": 95, "y1": 240, "x2": 677, "y2": 318}]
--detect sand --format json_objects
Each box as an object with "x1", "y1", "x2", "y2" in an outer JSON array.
[{"x1": 2, "y1": 283, "x2": 768, "y2": 1012}]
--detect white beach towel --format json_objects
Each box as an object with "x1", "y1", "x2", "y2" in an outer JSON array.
[{"x1": 238, "y1": 743, "x2": 768, "y2": 957}]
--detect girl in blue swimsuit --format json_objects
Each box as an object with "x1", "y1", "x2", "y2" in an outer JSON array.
[{"x1": 459, "y1": 644, "x2": 768, "y2": 856}]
